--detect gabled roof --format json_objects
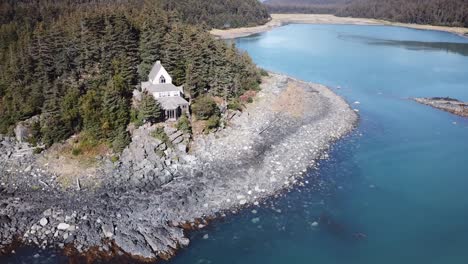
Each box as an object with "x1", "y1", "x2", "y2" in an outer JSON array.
[
  {"x1": 142, "y1": 82, "x2": 183, "y2": 93},
  {"x1": 148, "y1": 61, "x2": 163, "y2": 82},
  {"x1": 157, "y1": 96, "x2": 189, "y2": 110}
]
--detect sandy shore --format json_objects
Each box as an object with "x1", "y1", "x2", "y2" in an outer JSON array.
[
  {"x1": 0, "y1": 73, "x2": 358, "y2": 261},
  {"x1": 211, "y1": 14, "x2": 468, "y2": 39}
]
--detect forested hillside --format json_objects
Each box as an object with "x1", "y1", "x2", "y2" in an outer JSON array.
[
  {"x1": 160, "y1": 0, "x2": 271, "y2": 28},
  {"x1": 337, "y1": 0, "x2": 468, "y2": 27},
  {"x1": 265, "y1": 0, "x2": 468, "y2": 27},
  {"x1": 0, "y1": 0, "x2": 264, "y2": 150},
  {"x1": 264, "y1": 0, "x2": 349, "y2": 14}
]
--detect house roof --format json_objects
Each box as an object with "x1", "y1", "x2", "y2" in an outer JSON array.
[
  {"x1": 142, "y1": 82, "x2": 183, "y2": 93},
  {"x1": 157, "y1": 96, "x2": 189, "y2": 110},
  {"x1": 148, "y1": 61, "x2": 162, "y2": 82}
]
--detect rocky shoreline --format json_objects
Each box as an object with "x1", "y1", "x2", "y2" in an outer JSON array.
[
  {"x1": 0, "y1": 73, "x2": 358, "y2": 261},
  {"x1": 413, "y1": 97, "x2": 468, "y2": 117}
]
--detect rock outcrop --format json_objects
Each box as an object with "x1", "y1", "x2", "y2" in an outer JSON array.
[
  {"x1": 413, "y1": 97, "x2": 468, "y2": 117},
  {"x1": 115, "y1": 124, "x2": 192, "y2": 187}
]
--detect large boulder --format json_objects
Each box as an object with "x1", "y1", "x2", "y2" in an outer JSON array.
[
  {"x1": 14, "y1": 116, "x2": 40, "y2": 143},
  {"x1": 14, "y1": 123, "x2": 30, "y2": 143}
]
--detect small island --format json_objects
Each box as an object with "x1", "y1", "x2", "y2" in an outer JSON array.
[{"x1": 413, "y1": 97, "x2": 468, "y2": 117}]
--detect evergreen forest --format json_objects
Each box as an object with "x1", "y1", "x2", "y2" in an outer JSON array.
[{"x1": 0, "y1": 0, "x2": 268, "y2": 151}]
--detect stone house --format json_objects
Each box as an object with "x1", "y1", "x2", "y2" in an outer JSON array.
[{"x1": 141, "y1": 61, "x2": 189, "y2": 121}]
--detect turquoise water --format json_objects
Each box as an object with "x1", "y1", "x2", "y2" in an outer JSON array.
[
  {"x1": 2, "y1": 24, "x2": 468, "y2": 264},
  {"x1": 166, "y1": 25, "x2": 468, "y2": 264}
]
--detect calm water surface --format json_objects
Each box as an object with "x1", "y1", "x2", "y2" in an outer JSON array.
[
  {"x1": 167, "y1": 25, "x2": 468, "y2": 264},
  {"x1": 3, "y1": 24, "x2": 468, "y2": 264}
]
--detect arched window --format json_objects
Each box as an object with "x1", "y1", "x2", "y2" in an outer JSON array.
[{"x1": 159, "y1": 76, "x2": 166, "y2": 84}]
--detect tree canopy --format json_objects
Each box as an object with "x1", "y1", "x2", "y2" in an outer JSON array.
[{"x1": 0, "y1": 0, "x2": 264, "y2": 150}]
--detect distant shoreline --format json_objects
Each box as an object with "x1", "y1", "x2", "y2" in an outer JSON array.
[{"x1": 210, "y1": 14, "x2": 468, "y2": 39}]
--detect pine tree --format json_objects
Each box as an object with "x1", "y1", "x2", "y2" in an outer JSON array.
[
  {"x1": 41, "y1": 83, "x2": 68, "y2": 146},
  {"x1": 80, "y1": 89, "x2": 104, "y2": 140},
  {"x1": 102, "y1": 75, "x2": 130, "y2": 139},
  {"x1": 138, "y1": 92, "x2": 162, "y2": 124},
  {"x1": 60, "y1": 86, "x2": 81, "y2": 134},
  {"x1": 138, "y1": 10, "x2": 168, "y2": 80},
  {"x1": 112, "y1": 127, "x2": 130, "y2": 153}
]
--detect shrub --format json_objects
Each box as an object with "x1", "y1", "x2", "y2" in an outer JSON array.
[
  {"x1": 72, "y1": 147, "x2": 82, "y2": 156},
  {"x1": 33, "y1": 147, "x2": 44, "y2": 154},
  {"x1": 260, "y1": 69, "x2": 269, "y2": 76},
  {"x1": 227, "y1": 99, "x2": 243, "y2": 111},
  {"x1": 205, "y1": 115, "x2": 220, "y2": 132},
  {"x1": 240, "y1": 90, "x2": 257, "y2": 103},
  {"x1": 151, "y1": 127, "x2": 172, "y2": 148},
  {"x1": 176, "y1": 114, "x2": 192, "y2": 134},
  {"x1": 28, "y1": 121, "x2": 42, "y2": 146},
  {"x1": 191, "y1": 96, "x2": 219, "y2": 120},
  {"x1": 130, "y1": 108, "x2": 143, "y2": 127},
  {"x1": 110, "y1": 155, "x2": 119, "y2": 163}
]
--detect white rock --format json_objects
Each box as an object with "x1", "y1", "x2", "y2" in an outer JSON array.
[
  {"x1": 57, "y1": 223, "x2": 70, "y2": 230},
  {"x1": 311, "y1": 221, "x2": 319, "y2": 227},
  {"x1": 239, "y1": 200, "x2": 247, "y2": 205},
  {"x1": 39, "y1": 218, "x2": 48, "y2": 227},
  {"x1": 202, "y1": 234, "x2": 209, "y2": 239}
]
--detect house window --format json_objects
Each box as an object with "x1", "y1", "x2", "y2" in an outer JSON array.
[{"x1": 160, "y1": 76, "x2": 166, "y2": 84}]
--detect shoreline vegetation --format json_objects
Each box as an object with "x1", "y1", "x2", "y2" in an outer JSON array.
[
  {"x1": 0, "y1": 73, "x2": 358, "y2": 261},
  {"x1": 211, "y1": 14, "x2": 468, "y2": 39}
]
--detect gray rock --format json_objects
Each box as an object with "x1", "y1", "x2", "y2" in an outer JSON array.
[
  {"x1": 169, "y1": 131, "x2": 183, "y2": 142},
  {"x1": 176, "y1": 143, "x2": 187, "y2": 153},
  {"x1": 101, "y1": 224, "x2": 114, "y2": 238},
  {"x1": 43, "y1": 209, "x2": 52, "y2": 217},
  {"x1": 14, "y1": 123, "x2": 29, "y2": 143}
]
